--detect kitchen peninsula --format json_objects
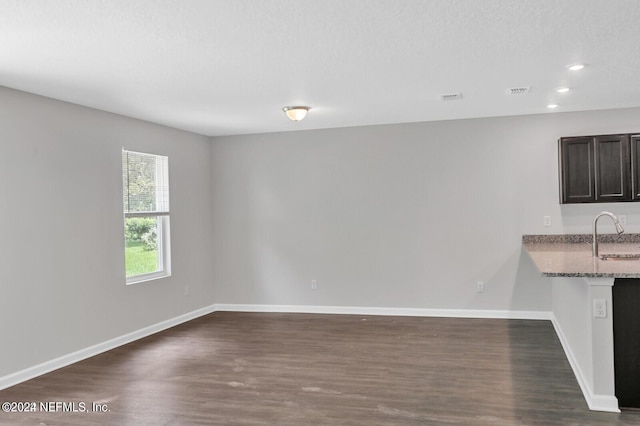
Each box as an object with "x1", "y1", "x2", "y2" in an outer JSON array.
[
  {"x1": 523, "y1": 234, "x2": 640, "y2": 278},
  {"x1": 524, "y1": 234, "x2": 640, "y2": 412}
]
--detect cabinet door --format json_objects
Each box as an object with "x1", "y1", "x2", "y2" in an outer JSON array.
[
  {"x1": 559, "y1": 137, "x2": 595, "y2": 203},
  {"x1": 631, "y1": 135, "x2": 640, "y2": 200},
  {"x1": 595, "y1": 134, "x2": 629, "y2": 202},
  {"x1": 613, "y1": 278, "x2": 640, "y2": 409}
]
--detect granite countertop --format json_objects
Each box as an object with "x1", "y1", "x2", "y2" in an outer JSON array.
[{"x1": 523, "y1": 234, "x2": 640, "y2": 278}]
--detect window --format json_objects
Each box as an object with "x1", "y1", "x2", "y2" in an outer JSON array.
[{"x1": 122, "y1": 149, "x2": 171, "y2": 284}]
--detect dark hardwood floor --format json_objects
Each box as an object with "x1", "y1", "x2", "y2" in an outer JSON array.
[{"x1": 1, "y1": 312, "x2": 639, "y2": 425}]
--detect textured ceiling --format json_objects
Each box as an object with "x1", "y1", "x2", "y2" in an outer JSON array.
[{"x1": 1, "y1": 0, "x2": 639, "y2": 136}]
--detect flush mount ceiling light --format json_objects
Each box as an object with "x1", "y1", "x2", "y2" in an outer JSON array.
[
  {"x1": 555, "y1": 87, "x2": 570, "y2": 93},
  {"x1": 568, "y1": 64, "x2": 585, "y2": 71},
  {"x1": 283, "y1": 106, "x2": 310, "y2": 122},
  {"x1": 547, "y1": 104, "x2": 558, "y2": 109}
]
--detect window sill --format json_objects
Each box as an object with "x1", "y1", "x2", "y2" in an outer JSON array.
[{"x1": 126, "y1": 271, "x2": 171, "y2": 285}]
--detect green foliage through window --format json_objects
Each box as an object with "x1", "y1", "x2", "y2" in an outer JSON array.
[
  {"x1": 125, "y1": 217, "x2": 157, "y2": 251},
  {"x1": 122, "y1": 149, "x2": 170, "y2": 281},
  {"x1": 122, "y1": 152, "x2": 160, "y2": 213}
]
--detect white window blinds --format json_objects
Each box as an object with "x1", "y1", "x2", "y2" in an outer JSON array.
[{"x1": 122, "y1": 150, "x2": 169, "y2": 217}]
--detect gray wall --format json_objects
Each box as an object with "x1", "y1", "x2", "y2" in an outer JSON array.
[
  {"x1": 210, "y1": 108, "x2": 640, "y2": 311},
  {"x1": 2, "y1": 82, "x2": 640, "y2": 382},
  {"x1": 0, "y1": 87, "x2": 215, "y2": 377}
]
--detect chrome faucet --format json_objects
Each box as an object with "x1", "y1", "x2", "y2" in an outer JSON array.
[{"x1": 592, "y1": 211, "x2": 624, "y2": 257}]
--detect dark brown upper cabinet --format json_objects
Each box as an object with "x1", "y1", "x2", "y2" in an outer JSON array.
[
  {"x1": 631, "y1": 134, "x2": 640, "y2": 200},
  {"x1": 559, "y1": 133, "x2": 636, "y2": 204}
]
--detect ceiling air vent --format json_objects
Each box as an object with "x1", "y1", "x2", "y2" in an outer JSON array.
[
  {"x1": 440, "y1": 93, "x2": 462, "y2": 101},
  {"x1": 506, "y1": 86, "x2": 531, "y2": 96}
]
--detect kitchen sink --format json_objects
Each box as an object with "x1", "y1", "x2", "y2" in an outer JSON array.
[{"x1": 599, "y1": 254, "x2": 640, "y2": 261}]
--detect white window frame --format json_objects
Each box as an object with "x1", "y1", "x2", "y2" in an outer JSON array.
[{"x1": 122, "y1": 149, "x2": 171, "y2": 285}]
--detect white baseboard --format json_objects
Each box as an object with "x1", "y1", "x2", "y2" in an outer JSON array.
[
  {"x1": 0, "y1": 303, "x2": 552, "y2": 392},
  {"x1": 550, "y1": 314, "x2": 620, "y2": 413},
  {"x1": 0, "y1": 304, "x2": 217, "y2": 391},
  {"x1": 214, "y1": 303, "x2": 552, "y2": 320},
  {"x1": 3, "y1": 303, "x2": 618, "y2": 413}
]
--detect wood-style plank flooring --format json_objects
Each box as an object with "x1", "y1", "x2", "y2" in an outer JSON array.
[{"x1": 1, "y1": 312, "x2": 639, "y2": 425}]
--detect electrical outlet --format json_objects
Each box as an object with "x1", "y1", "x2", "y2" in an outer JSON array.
[
  {"x1": 476, "y1": 281, "x2": 484, "y2": 293},
  {"x1": 543, "y1": 216, "x2": 551, "y2": 227},
  {"x1": 619, "y1": 215, "x2": 627, "y2": 225},
  {"x1": 311, "y1": 279, "x2": 318, "y2": 290},
  {"x1": 184, "y1": 285, "x2": 190, "y2": 297},
  {"x1": 593, "y1": 299, "x2": 607, "y2": 318}
]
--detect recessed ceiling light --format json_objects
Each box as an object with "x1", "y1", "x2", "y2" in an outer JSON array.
[
  {"x1": 547, "y1": 104, "x2": 558, "y2": 109},
  {"x1": 568, "y1": 64, "x2": 585, "y2": 71},
  {"x1": 555, "y1": 87, "x2": 570, "y2": 93}
]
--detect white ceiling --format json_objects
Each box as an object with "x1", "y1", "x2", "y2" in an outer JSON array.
[{"x1": 2, "y1": 0, "x2": 640, "y2": 137}]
